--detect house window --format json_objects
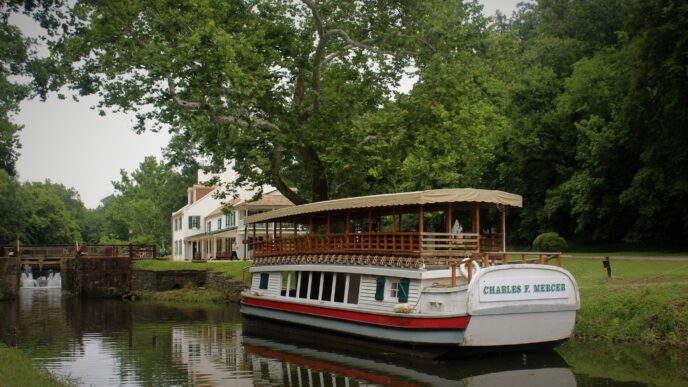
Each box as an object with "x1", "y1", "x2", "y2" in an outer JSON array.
[
  {"x1": 217, "y1": 218, "x2": 222, "y2": 230},
  {"x1": 225, "y1": 212, "x2": 236, "y2": 227},
  {"x1": 188, "y1": 216, "x2": 200, "y2": 229},
  {"x1": 206, "y1": 221, "x2": 212, "y2": 233}
]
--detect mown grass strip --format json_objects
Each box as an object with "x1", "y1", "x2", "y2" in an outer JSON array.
[
  {"x1": 0, "y1": 343, "x2": 75, "y2": 387},
  {"x1": 134, "y1": 288, "x2": 226, "y2": 303},
  {"x1": 131, "y1": 259, "x2": 251, "y2": 281}
]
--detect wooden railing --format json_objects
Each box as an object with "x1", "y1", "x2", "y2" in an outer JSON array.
[
  {"x1": 420, "y1": 232, "x2": 480, "y2": 257},
  {"x1": 80, "y1": 244, "x2": 157, "y2": 259},
  {"x1": 252, "y1": 232, "x2": 486, "y2": 259},
  {"x1": 1, "y1": 244, "x2": 158, "y2": 260}
]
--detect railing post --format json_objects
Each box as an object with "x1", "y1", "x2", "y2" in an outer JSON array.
[
  {"x1": 467, "y1": 260, "x2": 473, "y2": 283},
  {"x1": 556, "y1": 253, "x2": 561, "y2": 267}
]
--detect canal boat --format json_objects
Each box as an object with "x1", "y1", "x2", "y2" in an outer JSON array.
[{"x1": 240, "y1": 188, "x2": 580, "y2": 357}]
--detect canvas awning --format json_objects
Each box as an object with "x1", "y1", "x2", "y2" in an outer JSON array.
[{"x1": 245, "y1": 188, "x2": 522, "y2": 224}]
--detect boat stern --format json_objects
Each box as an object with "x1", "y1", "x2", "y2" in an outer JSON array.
[{"x1": 461, "y1": 264, "x2": 580, "y2": 347}]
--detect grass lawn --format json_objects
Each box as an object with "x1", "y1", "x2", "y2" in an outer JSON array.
[
  {"x1": 134, "y1": 288, "x2": 227, "y2": 303},
  {"x1": 0, "y1": 343, "x2": 74, "y2": 387},
  {"x1": 558, "y1": 255, "x2": 688, "y2": 344},
  {"x1": 131, "y1": 259, "x2": 251, "y2": 281}
]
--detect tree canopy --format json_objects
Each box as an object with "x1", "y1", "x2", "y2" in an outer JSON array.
[
  {"x1": 43, "y1": 0, "x2": 503, "y2": 205},
  {"x1": 1, "y1": 0, "x2": 686, "y2": 247}
]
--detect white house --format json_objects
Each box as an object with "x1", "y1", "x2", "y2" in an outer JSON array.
[{"x1": 171, "y1": 167, "x2": 294, "y2": 261}]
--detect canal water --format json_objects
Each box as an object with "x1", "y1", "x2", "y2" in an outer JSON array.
[{"x1": 1, "y1": 289, "x2": 686, "y2": 386}]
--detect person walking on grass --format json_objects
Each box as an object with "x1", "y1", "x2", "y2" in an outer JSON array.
[
  {"x1": 231, "y1": 241, "x2": 239, "y2": 260},
  {"x1": 602, "y1": 256, "x2": 612, "y2": 278}
]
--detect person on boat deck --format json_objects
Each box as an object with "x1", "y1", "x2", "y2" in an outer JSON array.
[{"x1": 452, "y1": 219, "x2": 463, "y2": 237}]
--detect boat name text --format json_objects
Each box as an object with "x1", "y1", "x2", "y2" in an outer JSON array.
[{"x1": 478, "y1": 277, "x2": 570, "y2": 302}]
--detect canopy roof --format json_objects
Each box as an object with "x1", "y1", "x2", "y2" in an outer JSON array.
[{"x1": 245, "y1": 188, "x2": 522, "y2": 224}]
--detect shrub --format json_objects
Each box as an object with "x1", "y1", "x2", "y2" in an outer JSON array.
[{"x1": 533, "y1": 232, "x2": 568, "y2": 252}]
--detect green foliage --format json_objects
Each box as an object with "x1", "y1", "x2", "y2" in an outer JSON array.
[
  {"x1": 38, "y1": 0, "x2": 508, "y2": 204},
  {"x1": 101, "y1": 156, "x2": 194, "y2": 247},
  {"x1": 0, "y1": 171, "x2": 84, "y2": 245},
  {"x1": 497, "y1": 0, "x2": 688, "y2": 244},
  {"x1": 532, "y1": 232, "x2": 568, "y2": 252}
]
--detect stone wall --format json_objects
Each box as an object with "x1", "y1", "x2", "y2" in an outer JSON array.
[
  {"x1": 0, "y1": 256, "x2": 19, "y2": 300},
  {"x1": 130, "y1": 270, "x2": 207, "y2": 291},
  {"x1": 207, "y1": 271, "x2": 244, "y2": 301},
  {"x1": 131, "y1": 269, "x2": 244, "y2": 302},
  {"x1": 77, "y1": 257, "x2": 132, "y2": 298}
]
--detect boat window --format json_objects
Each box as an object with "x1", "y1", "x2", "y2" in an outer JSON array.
[
  {"x1": 259, "y1": 273, "x2": 269, "y2": 290},
  {"x1": 347, "y1": 274, "x2": 360, "y2": 304},
  {"x1": 309, "y1": 272, "x2": 321, "y2": 300},
  {"x1": 389, "y1": 280, "x2": 399, "y2": 298},
  {"x1": 321, "y1": 272, "x2": 334, "y2": 301},
  {"x1": 298, "y1": 271, "x2": 310, "y2": 299},
  {"x1": 333, "y1": 273, "x2": 346, "y2": 302},
  {"x1": 281, "y1": 271, "x2": 296, "y2": 297}
]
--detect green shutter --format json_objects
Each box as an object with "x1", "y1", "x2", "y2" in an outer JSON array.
[
  {"x1": 259, "y1": 273, "x2": 269, "y2": 289},
  {"x1": 375, "y1": 276, "x2": 386, "y2": 301},
  {"x1": 398, "y1": 278, "x2": 410, "y2": 303},
  {"x1": 188, "y1": 216, "x2": 193, "y2": 228}
]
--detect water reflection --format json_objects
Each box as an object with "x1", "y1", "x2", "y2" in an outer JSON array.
[{"x1": 0, "y1": 290, "x2": 686, "y2": 386}]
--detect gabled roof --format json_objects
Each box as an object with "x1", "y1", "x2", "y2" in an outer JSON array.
[{"x1": 245, "y1": 188, "x2": 522, "y2": 224}]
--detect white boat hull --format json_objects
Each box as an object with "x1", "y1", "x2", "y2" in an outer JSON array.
[{"x1": 241, "y1": 263, "x2": 580, "y2": 355}]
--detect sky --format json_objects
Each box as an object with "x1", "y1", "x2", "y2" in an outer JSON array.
[{"x1": 13, "y1": 0, "x2": 522, "y2": 209}]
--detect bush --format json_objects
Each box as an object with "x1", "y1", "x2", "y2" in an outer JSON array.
[{"x1": 532, "y1": 232, "x2": 568, "y2": 252}]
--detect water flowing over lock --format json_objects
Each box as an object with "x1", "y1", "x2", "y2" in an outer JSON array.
[{"x1": 20, "y1": 266, "x2": 62, "y2": 288}]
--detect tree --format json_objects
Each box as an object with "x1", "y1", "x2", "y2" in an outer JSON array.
[
  {"x1": 21, "y1": 182, "x2": 81, "y2": 244},
  {"x1": 102, "y1": 157, "x2": 194, "y2": 246},
  {"x1": 45, "y1": 0, "x2": 502, "y2": 204},
  {"x1": 0, "y1": 169, "x2": 26, "y2": 243},
  {"x1": 1, "y1": 1, "x2": 67, "y2": 175}
]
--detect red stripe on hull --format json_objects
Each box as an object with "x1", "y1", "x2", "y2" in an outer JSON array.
[{"x1": 242, "y1": 296, "x2": 470, "y2": 329}]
